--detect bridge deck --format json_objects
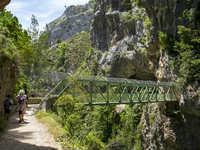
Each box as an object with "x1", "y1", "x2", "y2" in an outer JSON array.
[{"x1": 43, "y1": 73, "x2": 178, "y2": 106}]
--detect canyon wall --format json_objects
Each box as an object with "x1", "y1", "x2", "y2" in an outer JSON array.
[
  {"x1": 0, "y1": 56, "x2": 18, "y2": 112},
  {"x1": 90, "y1": 0, "x2": 200, "y2": 149},
  {"x1": 45, "y1": 2, "x2": 94, "y2": 46},
  {"x1": 0, "y1": 0, "x2": 10, "y2": 10}
]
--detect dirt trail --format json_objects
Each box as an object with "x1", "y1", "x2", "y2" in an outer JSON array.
[{"x1": 0, "y1": 104, "x2": 63, "y2": 150}]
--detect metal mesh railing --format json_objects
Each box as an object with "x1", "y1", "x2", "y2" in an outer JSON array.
[
  {"x1": 41, "y1": 72, "x2": 177, "y2": 106},
  {"x1": 65, "y1": 74, "x2": 171, "y2": 86}
]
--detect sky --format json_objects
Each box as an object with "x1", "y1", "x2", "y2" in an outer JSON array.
[{"x1": 5, "y1": 0, "x2": 90, "y2": 31}]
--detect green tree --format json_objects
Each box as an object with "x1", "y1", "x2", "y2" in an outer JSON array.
[
  {"x1": 54, "y1": 42, "x2": 68, "y2": 70},
  {"x1": 0, "y1": 23, "x2": 17, "y2": 62},
  {"x1": 0, "y1": 9, "x2": 33, "y2": 67},
  {"x1": 48, "y1": 31, "x2": 91, "y2": 73},
  {"x1": 56, "y1": 38, "x2": 62, "y2": 44},
  {"x1": 27, "y1": 14, "x2": 49, "y2": 72},
  {"x1": 174, "y1": 25, "x2": 200, "y2": 85}
]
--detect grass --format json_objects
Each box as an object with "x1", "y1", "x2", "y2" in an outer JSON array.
[
  {"x1": 35, "y1": 111, "x2": 87, "y2": 149},
  {"x1": 35, "y1": 111, "x2": 65, "y2": 138},
  {"x1": 0, "y1": 112, "x2": 7, "y2": 134},
  {"x1": 0, "y1": 108, "x2": 15, "y2": 136},
  {"x1": 0, "y1": 109, "x2": 15, "y2": 134}
]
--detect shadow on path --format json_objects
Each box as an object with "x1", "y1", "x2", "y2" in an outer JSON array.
[{"x1": 0, "y1": 104, "x2": 62, "y2": 150}]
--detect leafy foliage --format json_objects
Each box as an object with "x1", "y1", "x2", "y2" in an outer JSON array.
[
  {"x1": 41, "y1": 101, "x2": 144, "y2": 149},
  {"x1": 0, "y1": 9, "x2": 33, "y2": 67},
  {"x1": 27, "y1": 14, "x2": 49, "y2": 72},
  {"x1": 14, "y1": 71, "x2": 28, "y2": 97},
  {"x1": 47, "y1": 31, "x2": 91, "y2": 73},
  {"x1": 0, "y1": 23, "x2": 17, "y2": 62},
  {"x1": 0, "y1": 9, "x2": 49, "y2": 97},
  {"x1": 158, "y1": 30, "x2": 175, "y2": 54},
  {"x1": 174, "y1": 25, "x2": 200, "y2": 85},
  {"x1": 159, "y1": 7, "x2": 200, "y2": 88},
  {"x1": 56, "y1": 38, "x2": 61, "y2": 44},
  {"x1": 0, "y1": 112, "x2": 7, "y2": 132}
]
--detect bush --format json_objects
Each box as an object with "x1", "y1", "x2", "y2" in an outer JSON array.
[
  {"x1": 56, "y1": 38, "x2": 61, "y2": 44},
  {"x1": 0, "y1": 112, "x2": 7, "y2": 133}
]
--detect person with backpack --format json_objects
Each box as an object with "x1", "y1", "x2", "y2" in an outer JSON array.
[
  {"x1": 14, "y1": 90, "x2": 27, "y2": 123},
  {"x1": 23, "y1": 86, "x2": 29, "y2": 107},
  {"x1": 4, "y1": 95, "x2": 13, "y2": 120}
]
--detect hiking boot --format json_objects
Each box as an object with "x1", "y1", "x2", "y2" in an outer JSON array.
[
  {"x1": 21, "y1": 120, "x2": 24, "y2": 124},
  {"x1": 18, "y1": 120, "x2": 21, "y2": 123}
]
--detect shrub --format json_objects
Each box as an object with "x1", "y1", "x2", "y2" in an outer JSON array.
[{"x1": 0, "y1": 112, "x2": 7, "y2": 133}]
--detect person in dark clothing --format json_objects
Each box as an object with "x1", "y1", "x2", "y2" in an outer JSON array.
[{"x1": 4, "y1": 95, "x2": 13, "y2": 120}]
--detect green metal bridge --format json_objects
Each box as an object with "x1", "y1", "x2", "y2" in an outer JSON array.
[{"x1": 44, "y1": 73, "x2": 178, "y2": 106}]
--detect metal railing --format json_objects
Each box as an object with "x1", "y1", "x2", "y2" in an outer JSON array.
[{"x1": 43, "y1": 73, "x2": 178, "y2": 106}]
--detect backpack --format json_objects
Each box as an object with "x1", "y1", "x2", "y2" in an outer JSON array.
[
  {"x1": 18, "y1": 95, "x2": 25, "y2": 104},
  {"x1": 4, "y1": 99, "x2": 11, "y2": 109}
]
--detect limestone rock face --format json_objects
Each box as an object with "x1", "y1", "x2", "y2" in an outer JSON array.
[
  {"x1": 140, "y1": 102, "x2": 200, "y2": 150},
  {"x1": 91, "y1": 0, "x2": 199, "y2": 81},
  {"x1": 140, "y1": 0, "x2": 199, "y2": 82},
  {"x1": 0, "y1": 0, "x2": 10, "y2": 10},
  {"x1": 90, "y1": 0, "x2": 200, "y2": 149},
  {"x1": 46, "y1": 2, "x2": 94, "y2": 46},
  {"x1": 0, "y1": 56, "x2": 18, "y2": 112},
  {"x1": 91, "y1": 0, "x2": 156, "y2": 80}
]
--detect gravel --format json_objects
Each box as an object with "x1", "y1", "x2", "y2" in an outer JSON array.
[{"x1": 0, "y1": 104, "x2": 63, "y2": 150}]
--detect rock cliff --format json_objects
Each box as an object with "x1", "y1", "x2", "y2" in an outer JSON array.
[
  {"x1": 0, "y1": 56, "x2": 18, "y2": 112},
  {"x1": 91, "y1": 0, "x2": 157, "y2": 80},
  {"x1": 91, "y1": 0, "x2": 199, "y2": 81},
  {"x1": 45, "y1": 2, "x2": 94, "y2": 46},
  {"x1": 90, "y1": 0, "x2": 200, "y2": 149},
  {"x1": 0, "y1": 0, "x2": 10, "y2": 10}
]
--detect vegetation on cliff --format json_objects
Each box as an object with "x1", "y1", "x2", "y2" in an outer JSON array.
[
  {"x1": 47, "y1": 31, "x2": 91, "y2": 72},
  {"x1": 159, "y1": 6, "x2": 200, "y2": 90},
  {"x1": 0, "y1": 9, "x2": 49, "y2": 96}
]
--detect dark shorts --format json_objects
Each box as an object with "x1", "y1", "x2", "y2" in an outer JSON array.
[
  {"x1": 4, "y1": 108, "x2": 10, "y2": 114},
  {"x1": 19, "y1": 111, "x2": 23, "y2": 114}
]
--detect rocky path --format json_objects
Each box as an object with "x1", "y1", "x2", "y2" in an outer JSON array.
[{"x1": 0, "y1": 104, "x2": 63, "y2": 150}]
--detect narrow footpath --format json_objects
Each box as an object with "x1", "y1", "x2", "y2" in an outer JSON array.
[{"x1": 0, "y1": 104, "x2": 63, "y2": 150}]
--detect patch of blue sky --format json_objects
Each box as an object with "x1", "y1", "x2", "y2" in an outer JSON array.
[{"x1": 5, "y1": 0, "x2": 90, "y2": 31}]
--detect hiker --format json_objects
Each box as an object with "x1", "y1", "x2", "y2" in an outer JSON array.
[
  {"x1": 4, "y1": 95, "x2": 13, "y2": 120},
  {"x1": 24, "y1": 86, "x2": 29, "y2": 107},
  {"x1": 14, "y1": 90, "x2": 27, "y2": 123}
]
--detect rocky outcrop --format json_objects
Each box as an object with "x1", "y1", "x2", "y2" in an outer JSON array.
[
  {"x1": 0, "y1": 0, "x2": 10, "y2": 10},
  {"x1": 91, "y1": 0, "x2": 199, "y2": 81},
  {"x1": 0, "y1": 56, "x2": 18, "y2": 112},
  {"x1": 139, "y1": 100, "x2": 200, "y2": 150},
  {"x1": 91, "y1": 0, "x2": 156, "y2": 80},
  {"x1": 90, "y1": 0, "x2": 200, "y2": 149},
  {"x1": 141, "y1": 0, "x2": 199, "y2": 82},
  {"x1": 46, "y1": 2, "x2": 94, "y2": 46}
]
